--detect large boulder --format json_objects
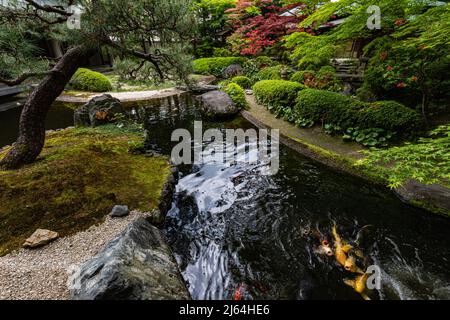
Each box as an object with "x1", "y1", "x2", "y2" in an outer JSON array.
[
  {"x1": 69, "y1": 218, "x2": 190, "y2": 300},
  {"x1": 223, "y1": 64, "x2": 244, "y2": 78},
  {"x1": 74, "y1": 94, "x2": 124, "y2": 127},
  {"x1": 199, "y1": 90, "x2": 238, "y2": 119}
]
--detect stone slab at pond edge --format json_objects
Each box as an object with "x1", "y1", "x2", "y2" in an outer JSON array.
[
  {"x1": 57, "y1": 88, "x2": 185, "y2": 104},
  {"x1": 69, "y1": 217, "x2": 190, "y2": 300}
]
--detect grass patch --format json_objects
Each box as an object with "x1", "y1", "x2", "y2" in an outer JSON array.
[{"x1": 0, "y1": 125, "x2": 171, "y2": 256}]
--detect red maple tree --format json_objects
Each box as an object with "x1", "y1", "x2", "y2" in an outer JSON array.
[{"x1": 226, "y1": 0, "x2": 306, "y2": 56}]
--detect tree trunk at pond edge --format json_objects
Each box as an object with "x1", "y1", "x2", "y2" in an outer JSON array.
[{"x1": 0, "y1": 46, "x2": 90, "y2": 170}]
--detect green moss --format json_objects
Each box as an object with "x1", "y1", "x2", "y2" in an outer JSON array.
[{"x1": 0, "y1": 125, "x2": 171, "y2": 256}]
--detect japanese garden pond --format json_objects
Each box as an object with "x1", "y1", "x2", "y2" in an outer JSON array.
[
  {"x1": 1, "y1": 94, "x2": 449, "y2": 300},
  {"x1": 0, "y1": 97, "x2": 74, "y2": 148}
]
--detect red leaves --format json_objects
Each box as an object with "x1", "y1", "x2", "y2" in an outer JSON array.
[
  {"x1": 394, "y1": 18, "x2": 406, "y2": 27},
  {"x1": 228, "y1": 1, "x2": 304, "y2": 56}
]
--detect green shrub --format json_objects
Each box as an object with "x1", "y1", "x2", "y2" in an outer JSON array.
[
  {"x1": 290, "y1": 67, "x2": 342, "y2": 92},
  {"x1": 231, "y1": 76, "x2": 252, "y2": 89},
  {"x1": 253, "y1": 56, "x2": 276, "y2": 68},
  {"x1": 317, "y1": 65, "x2": 336, "y2": 75},
  {"x1": 295, "y1": 89, "x2": 422, "y2": 134},
  {"x1": 253, "y1": 80, "x2": 305, "y2": 108},
  {"x1": 358, "y1": 101, "x2": 422, "y2": 133},
  {"x1": 223, "y1": 83, "x2": 248, "y2": 110},
  {"x1": 295, "y1": 89, "x2": 356, "y2": 126},
  {"x1": 256, "y1": 65, "x2": 283, "y2": 81},
  {"x1": 290, "y1": 70, "x2": 315, "y2": 83},
  {"x1": 70, "y1": 68, "x2": 112, "y2": 92},
  {"x1": 213, "y1": 47, "x2": 233, "y2": 57},
  {"x1": 193, "y1": 57, "x2": 245, "y2": 77}
]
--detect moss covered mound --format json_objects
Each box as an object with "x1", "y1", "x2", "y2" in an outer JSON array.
[
  {"x1": 0, "y1": 125, "x2": 171, "y2": 256},
  {"x1": 70, "y1": 68, "x2": 113, "y2": 92}
]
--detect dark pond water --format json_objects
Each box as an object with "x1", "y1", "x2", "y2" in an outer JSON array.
[
  {"x1": 0, "y1": 97, "x2": 74, "y2": 148},
  {"x1": 1, "y1": 94, "x2": 449, "y2": 300},
  {"x1": 125, "y1": 94, "x2": 450, "y2": 301}
]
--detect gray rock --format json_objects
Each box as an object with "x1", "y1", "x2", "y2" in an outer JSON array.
[
  {"x1": 69, "y1": 218, "x2": 190, "y2": 300},
  {"x1": 198, "y1": 90, "x2": 238, "y2": 119},
  {"x1": 223, "y1": 64, "x2": 244, "y2": 78},
  {"x1": 74, "y1": 94, "x2": 124, "y2": 127},
  {"x1": 110, "y1": 205, "x2": 130, "y2": 218}
]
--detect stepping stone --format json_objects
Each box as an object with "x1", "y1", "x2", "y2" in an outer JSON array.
[
  {"x1": 23, "y1": 229, "x2": 59, "y2": 249},
  {"x1": 110, "y1": 205, "x2": 130, "y2": 218}
]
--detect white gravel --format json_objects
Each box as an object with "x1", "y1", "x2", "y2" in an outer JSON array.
[{"x1": 0, "y1": 211, "x2": 148, "y2": 300}]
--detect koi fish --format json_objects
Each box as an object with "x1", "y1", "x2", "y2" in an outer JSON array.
[
  {"x1": 344, "y1": 273, "x2": 371, "y2": 301},
  {"x1": 332, "y1": 224, "x2": 364, "y2": 274},
  {"x1": 233, "y1": 283, "x2": 245, "y2": 301}
]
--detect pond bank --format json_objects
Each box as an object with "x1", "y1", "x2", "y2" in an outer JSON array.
[
  {"x1": 242, "y1": 94, "x2": 450, "y2": 216},
  {"x1": 56, "y1": 88, "x2": 185, "y2": 105},
  {"x1": 0, "y1": 124, "x2": 183, "y2": 299}
]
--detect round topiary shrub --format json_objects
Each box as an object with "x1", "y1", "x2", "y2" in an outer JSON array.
[
  {"x1": 222, "y1": 83, "x2": 248, "y2": 110},
  {"x1": 253, "y1": 80, "x2": 305, "y2": 108},
  {"x1": 231, "y1": 76, "x2": 252, "y2": 89},
  {"x1": 70, "y1": 68, "x2": 113, "y2": 92},
  {"x1": 295, "y1": 89, "x2": 357, "y2": 126}
]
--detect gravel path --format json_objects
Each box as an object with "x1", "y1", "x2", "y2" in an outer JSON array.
[{"x1": 0, "y1": 211, "x2": 147, "y2": 300}]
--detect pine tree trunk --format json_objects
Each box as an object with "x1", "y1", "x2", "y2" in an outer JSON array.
[{"x1": 0, "y1": 45, "x2": 89, "y2": 169}]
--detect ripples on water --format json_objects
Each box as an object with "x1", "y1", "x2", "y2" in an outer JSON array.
[{"x1": 133, "y1": 94, "x2": 450, "y2": 300}]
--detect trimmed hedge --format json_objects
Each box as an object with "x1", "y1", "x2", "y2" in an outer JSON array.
[
  {"x1": 223, "y1": 83, "x2": 248, "y2": 110},
  {"x1": 231, "y1": 76, "x2": 252, "y2": 89},
  {"x1": 70, "y1": 68, "x2": 112, "y2": 92},
  {"x1": 358, "y1": 101, "x2": 422, "y2": 132},
  {"x1": 295, "y1": 89, "x2": 421, "y2": 133},
  {"x1": 193, "y1": 57, "x2": 245, "y2": 77},
  {"x1": 253, "y1": 80, "x2": 305, "y2": 108}
]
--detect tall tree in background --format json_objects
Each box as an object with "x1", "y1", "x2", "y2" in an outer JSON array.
[
  {"x1": 193, "y1": 0, "x2": 237, "y2": 57},
  {"x1": 226, "y1": 0, "x2": 304, "y2": 56},
  {"x1": 0, "y1": 0, "x2": 195, "y2": 169}
]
